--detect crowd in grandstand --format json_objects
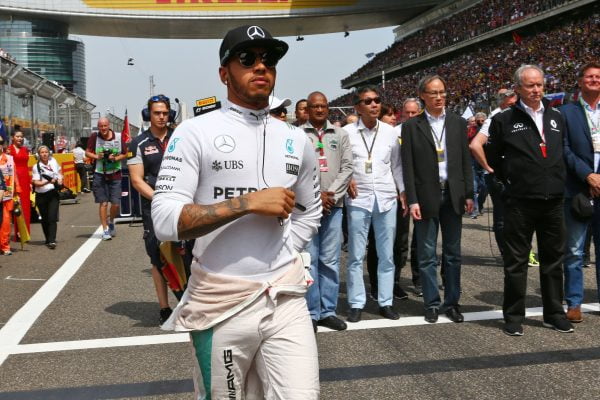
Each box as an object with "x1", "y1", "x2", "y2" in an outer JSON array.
[
  {"x1": 331, "y1": 5, "x2": 599, "y2": 121},
  {"x1": 342, "y1": 0, "x2": 575, "y2": 85}
]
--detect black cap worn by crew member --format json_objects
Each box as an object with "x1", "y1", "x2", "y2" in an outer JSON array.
[{"x1": 219, "y1": 25, "x2": 289, "y2": 66}]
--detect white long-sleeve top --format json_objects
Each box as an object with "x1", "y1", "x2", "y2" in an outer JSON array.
[
  {"x1": 32, "y1": 158, "x2": 62, "y2": 194},
  {"x1": 152, "y1": 100, "x2": 321, "y2": 282},
  {"x1": 344, "y1": 119, "x2": 404, "y2": 213}
]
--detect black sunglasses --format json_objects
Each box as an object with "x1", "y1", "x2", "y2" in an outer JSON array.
[
  {"x1": 357, "y1": 97, "x2": 381, "y2": 106},
  {"x1": 270, "y1": 107, "x2": 287, "y2": 115},
  {"x1": 237, "y1": 51, "x2": 279, "y2": 68}
]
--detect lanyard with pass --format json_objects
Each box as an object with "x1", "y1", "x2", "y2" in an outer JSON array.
[
  {"x1": 539, "y1": 129, "x2": 547, "y2": 158},
  {"x1": 359, "y1": 122, "x2": 379, "y2": 174},
  {"x1": 580, "y1": 97, "x2": 600, "y2": 152},
  {"x1": 315, "y1": 128, "x2": 329, "y2": 172},
  {"x1": 430, "y1": 123, "x2": 446, "y2": 163}
]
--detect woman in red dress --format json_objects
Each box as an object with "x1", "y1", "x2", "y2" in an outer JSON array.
[{"x1": 8, "y1": 130, "x2": 31, "y2": 240}]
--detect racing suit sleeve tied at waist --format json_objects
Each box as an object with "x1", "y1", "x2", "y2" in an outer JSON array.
[{"x1": 161, "y1": 254, "x2": 309, "y2": 332}]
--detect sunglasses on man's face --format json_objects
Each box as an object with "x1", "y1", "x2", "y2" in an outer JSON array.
[
  {"x1": 358, "y1": 97, "x2": 381, "y2": 106},
  {"x1": 270, "y1": 107, "x2": 287, "y2": 115},
  {"x1": 236, "y1": 51, "x2": 279, "y2": 68}
]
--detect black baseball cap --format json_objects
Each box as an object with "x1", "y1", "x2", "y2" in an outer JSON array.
[{"x1": 219, "y1": 25, "x2": 289, "y2": 66}]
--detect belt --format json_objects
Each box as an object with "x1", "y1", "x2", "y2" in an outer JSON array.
[{"x1": 440, "y1": 180, "x2": 448, "y2": 191}]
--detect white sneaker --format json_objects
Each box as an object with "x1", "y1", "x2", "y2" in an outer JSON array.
[{"x1": 102, "y1": 229, "x2": 112, "y2": 241}]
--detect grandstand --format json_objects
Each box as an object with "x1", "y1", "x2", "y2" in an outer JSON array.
[{"x1": 330, "y1": 0, "x2": 599, "y2": 120}]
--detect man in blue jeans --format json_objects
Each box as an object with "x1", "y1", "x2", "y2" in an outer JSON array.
[
  {"x1": 562, "y1": 61, "x2": 600, "y2": 323},
  {"x1": 402, "y1": 75, "x2": 474, "y2": 324},
  {"x1": 344, "y1": 85, "x2": 406, "y2": 323},
  {"x1": 302, "y1": 91, "x2": 353, "y2": 332}
]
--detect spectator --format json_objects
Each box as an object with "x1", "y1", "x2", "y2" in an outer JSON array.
[
  {"x1": 31, "y1": 145, "x2": 62, "y2": 249},
  {"x1": 342, "y1": 0, "x2": 575, "y2": 85},
  {"x1": 73, "y1": 140, "x2": 90, "y2": 193},
  {"x1": 332, "y1": 6, "x2": 599, "y2": 116},
  {"x1": 85, "y1": 117, "x2": 128, "y2": 241},
  {"x1": 486, "y1": 65, "x2": 573, "y2": 336},
  {"x1": 344, "y1": 86, "x2": 406, "y2": 323},
  {"x1": 367, "y1": 102, "x2": 412, "y2": 300},
  {"x1": 8, "y1": 129, "x2": 31, "y2": 239},
  {"x1": 269, "y1": 95, "x2": 292, "y2": 122},
  {"x1": 562, "y1": 61, "x2": 600, "y2": 323},
  {"x1": 0, "y1": 137, "x2": 18, "y2": 255},
  {"x1": 302, "y1": 91, "x2": 353, "y2": 332},
  {"x1": 294, "y1": 98, "x2": 308, "y2": 126},
  {"x1": 401, "y1": 75, "x2": 474, "y2": 324}
]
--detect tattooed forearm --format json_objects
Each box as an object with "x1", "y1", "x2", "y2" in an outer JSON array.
[{"x1": 177, "y1": 196, "x2": 250, "y2": 239}]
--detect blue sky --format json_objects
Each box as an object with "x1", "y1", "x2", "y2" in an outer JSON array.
[{"x1": 81, "y1": 26, "x2": 394, "y2": 127}]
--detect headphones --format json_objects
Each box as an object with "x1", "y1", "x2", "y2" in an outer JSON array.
[
  {"x1": 141, "y1": 108, "x2": 176, "y2": 123},
  {"x1": 142, "y1": 94, "x2": 176, "y2": 122}
]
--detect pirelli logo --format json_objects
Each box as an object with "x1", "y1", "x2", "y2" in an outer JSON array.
[
  {"x1": 83, "y1": 0, "x2": 356, "y2": 10},
  {"x1": 196, "y1": 96, "x2": 217, "y2": 107}
]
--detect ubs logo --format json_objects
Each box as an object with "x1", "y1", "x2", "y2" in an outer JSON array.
[{"x1": 212, "y1": 160, "x2": 244, "y2": 171}]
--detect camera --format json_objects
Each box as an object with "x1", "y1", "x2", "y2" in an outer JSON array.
[
  {"x1": 102, "y1": 149, "x2": 112, "y2": 161},
  {"x1": 41, "y1": 173, "x2": 65, "y2": 191}
]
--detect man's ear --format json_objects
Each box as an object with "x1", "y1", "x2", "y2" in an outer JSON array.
[{"x1": 219, "y1": 66, "x2": 228, "y2": 85}]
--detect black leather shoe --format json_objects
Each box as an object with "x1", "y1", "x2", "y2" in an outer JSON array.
[
  {"x1": 414, "y1": 285, "x2": 423, "y2": 297},
  {"x1": 424, "y1": 308, "x2": 438, "y2": 323},
  {"x1": 318, "y1": 316, "x2": 347, "y2": 331},
  {"x1": 159, "y1": 307, "x2": 173, "y2": 326},
  {"x1": 393, "y1": 285, "x2": 409, "y2": 300},
  {"x1": 503, "y1": 322, "x2": 524, "y2": 336},
  {"x1": 312, "y1": 319, "x2": 318, "y2": 333},
  {"x1": 379, "y1": 306, "x2": 400, "y2": 320},
  {"x1": 347, "y1": 308, "x2": 362, "y2": 323},
  {"x1": 368, "y1": 289, "x2": 378, "y2": 301},
  {"x1": 445, "y1": 307, "x2": 464, "y2": 323}
]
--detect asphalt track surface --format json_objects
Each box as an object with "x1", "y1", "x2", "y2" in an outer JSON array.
[{"x1": 1, "y1": 194, "x2": 600, "y2": 399}]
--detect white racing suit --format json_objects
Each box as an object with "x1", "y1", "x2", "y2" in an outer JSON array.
[{"x1": 152, "y1": 100, "x2": 322, "y2": 399}]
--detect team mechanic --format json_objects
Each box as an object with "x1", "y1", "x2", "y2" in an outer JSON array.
[
  {"x1": 127, "y1": 94, "x2": 175, "y2": 326},
  {"x1": 151, "y1": 25, "x2": 321, "y2": 399}
]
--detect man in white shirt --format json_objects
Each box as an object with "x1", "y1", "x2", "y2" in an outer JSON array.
[{"x1": 344, "y1": 85, "x2": 406, "y2": 323}]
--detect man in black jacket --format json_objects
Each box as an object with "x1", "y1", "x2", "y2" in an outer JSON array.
[
  {"x1": 486, "y1": 64, "x2": 573, "y2": 336},
  {"x1": 402, "y1": 75, "x2": 474, "y2": 324}
]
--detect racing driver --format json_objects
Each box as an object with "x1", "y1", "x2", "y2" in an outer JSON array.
[{"x1": 152, "y1": 25, "x2": 321, "y2": 399}]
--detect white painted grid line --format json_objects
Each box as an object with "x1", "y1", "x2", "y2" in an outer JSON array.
[
  {"x1": 1, "y1": 303, "x2": 598, "y2": 356},
  {"x1": 0, "y1": 226, "x2": 104, "y2": 366}
]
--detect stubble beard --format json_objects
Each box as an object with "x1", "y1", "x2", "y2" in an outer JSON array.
[{"x1": 229, "y1": 71, "x2": 271, "y2": 110}]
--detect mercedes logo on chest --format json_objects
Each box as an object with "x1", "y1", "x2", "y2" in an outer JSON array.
[
  {"x1": 247, "y1": 26, "x2": 265, "y2": 40},
  {"x1": 214, "y1": 135, "x2": 236, "y2": 153}
]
